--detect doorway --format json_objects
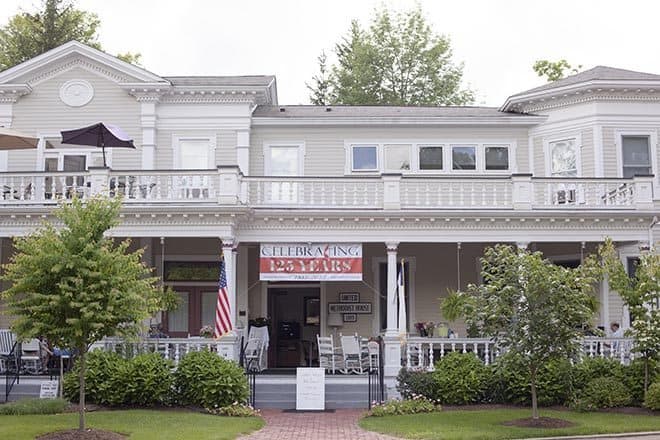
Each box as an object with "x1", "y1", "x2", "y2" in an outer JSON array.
[
  {"x1": 267, "y1": 286, "x2": 320, "y2": 368},
  {"x1": 164, "y1": 286, "x2": 219, "y2": 337}
]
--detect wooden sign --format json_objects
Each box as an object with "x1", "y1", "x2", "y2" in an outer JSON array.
[
  {"x1": 339, "y1": 292, "x2": 360, "y2": 303},
  {"x1": 328, "y1": 302, "x2": 372, "y2": 314},
  {"x1": 39, "y1": 380, "x2": 59, "y2": 399},
  {"x1": 296, "y1": 367, "x2": 325, "y2": 410}
]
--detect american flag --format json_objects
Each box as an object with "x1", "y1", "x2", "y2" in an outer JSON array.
[{"x1": 214, "y1": 258, "x2": 232, "y2": 338}]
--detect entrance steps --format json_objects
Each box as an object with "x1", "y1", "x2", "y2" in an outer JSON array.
[
  {"x1": 1, "y1": 376, "x2": 54, "y2": 402},
  {"x1": 254, "y1": 374, "x2": 372, "y2": 409}
]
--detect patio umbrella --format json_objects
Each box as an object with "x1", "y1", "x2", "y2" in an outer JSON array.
[
  {"x1": 0, "y1": 127, "x2": 39, "y2": 150},
  {"x1": 60, "y1": 122, "x2": 135, "y2": 167}
]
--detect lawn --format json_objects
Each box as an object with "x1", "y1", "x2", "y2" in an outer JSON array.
[
  {"x1": 359, "y1": 409, "x2": 660, "y2": 440},
  {"x1": 0, "y1": 409, "x2": 264, "y2": 440}
]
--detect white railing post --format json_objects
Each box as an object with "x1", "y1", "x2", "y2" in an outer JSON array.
[
  {"x1": 88, "y1": 167, "x2": 110, "y2": 197},
  {"x1": 217, "y1": 166, "x2": 241, "y2": 205},
  {"x1": 512, "y1": 174, "x2": 533, "y2": 210},
  {"x1": 382, "y1": 173, "x2": 401, "y2": 210},
  {"x1": 633, "y1": 175, "x2": 654, "y2": 209}
]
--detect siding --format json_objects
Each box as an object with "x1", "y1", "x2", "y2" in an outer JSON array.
[
  {"x1": 250, "y1": 126, "x2": 530, "y2": 176},
  {"x1": 533, "y1": 137, "x2": 545, "y2": 176},
  {"x1": 10, "y1": 67, "x2": 142, "y2": 170},
  {"x1": 154, "y1": 130, "x2": 237, "y2": 169},
  {"x1": 601, "y1": 127, "x2": 618, "y2": 177},
  {"x1": 581, "y1": 128, "x2": 594, "y2": 176}
]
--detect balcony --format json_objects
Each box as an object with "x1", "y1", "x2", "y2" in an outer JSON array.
[{"x1": 0, "y1": 167, "x2": 655, "y2": 211}]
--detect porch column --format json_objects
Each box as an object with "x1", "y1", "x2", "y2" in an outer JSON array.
[
  {"x1": 218, "y1": 238, "x2": 238, "y2": 361},
  {"x1": 383, "y1": 242, "x2": 402, "y2": 378}
]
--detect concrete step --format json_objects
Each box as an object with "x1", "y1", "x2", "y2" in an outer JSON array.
[{"x1": 1, "y1": 377, "x2": 58, "y2": 402}]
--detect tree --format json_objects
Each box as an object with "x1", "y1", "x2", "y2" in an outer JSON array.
[
  {"x1": 0, "y1": 0, "x2": 141, "y2": 71},
  {"x1": 1, "y1": 196, "x2": 174, "y2": 431},
  {"x1": 533, "y1": 59, "x2": 582, "y2": 82},
  {"x1": 442, "y1": 245, "x2": 600, "y2": 420},
  {"x1": 599, "y1": 239, "x2": 660, "y2": 394},
  {"x1": 307, "y1": 5, "x2": 474, "y2": 106}
]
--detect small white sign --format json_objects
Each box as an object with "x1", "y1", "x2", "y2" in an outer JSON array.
[
  {"x1": 296, "y1": 367, "x2": 325, "y2": 410},
  {"x1": 39, "y1": 380, "x2": 59, "y2": 399}
]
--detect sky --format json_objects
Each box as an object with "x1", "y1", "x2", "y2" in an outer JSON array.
[{"x1": 2, "y1": 0, "x2": 660, "y2": 107}]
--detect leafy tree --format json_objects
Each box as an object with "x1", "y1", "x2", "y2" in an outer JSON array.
[
  {"x1": 1, "y1": 196, "x2": 174, "y2": 431},
  {"x1": 599, "y1": 239, "x2": 660, "y2": 395},
  {"x1": 307, "y1": 5, "x2": 474, "y2": 105},
  {"x1": 442, "y1": 245, "x2": 599, "y2": 420},
  {"x1": 533, "y1": 59, "x2": 582, "y2": 82},
  {"x1": 0, "y1": 0, "x2": 141, "y2": 71}
]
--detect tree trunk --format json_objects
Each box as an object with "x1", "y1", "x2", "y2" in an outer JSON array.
[
  {"x1": 78, "y1": 349, "x2": 86, "y2": 431},
  {"x1": 530, "y1": 370, "x2": 539, "y2": 420}
]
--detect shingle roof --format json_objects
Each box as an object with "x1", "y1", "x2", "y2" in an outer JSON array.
[
  {"x1": 511, "y1": 66, "x2": 660, "y2": 97},
  {"x1": 253, "y1": 105, "x2": 536, "y2": 118},
  {"x1": 163, "y1": 75, "x2": 275, "y2": 87}
]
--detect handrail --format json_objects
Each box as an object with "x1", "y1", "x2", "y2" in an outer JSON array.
[{"x1": 4, "y1": 341, "x2": 20, "y2": 402}]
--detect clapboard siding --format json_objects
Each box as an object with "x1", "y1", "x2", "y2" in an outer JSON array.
[
  {"x1": 581, "y1": 128, "x2": 594, "y2": 176},
  {"x1": 154, "y1": 130, "x2": 237, "y2": 169},
  {"x1": 250, "y1": 126, "x2": 530, "y2": 176},
  {"x1": 217, "y1": 130, "x2": 237, "y2": 165},
  {"x1": 602, "y1": 127, "x2": 618, "y2": 177},
  {"x1": 533, "y1": 137, "x2": 545, "y2": 176},
  {"x1": 10, "y1": 67, "x2": 142, "y2": 171}
]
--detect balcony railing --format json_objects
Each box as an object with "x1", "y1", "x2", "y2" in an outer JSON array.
[
  {"x1": 404, "y1": 336, "x2": 636, "y2": 370},
  {"x1": 0, "y1": 168, "x2": 654, "y2": 211}
]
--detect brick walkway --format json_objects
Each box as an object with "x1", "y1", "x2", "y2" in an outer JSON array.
[{"x1": 239, "y1": 409, "x2": 401, "y2": 440}]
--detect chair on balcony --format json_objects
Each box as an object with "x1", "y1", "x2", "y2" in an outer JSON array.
[
  {"x1": 317, "y1": 334, "x2": 343, "y2": 374},
  {"x1": 0, "y1": 330, "x2": 17, "y2": 373},
  {"x1": 21, "y1": 338, "x2": 44, "y2": 374}
]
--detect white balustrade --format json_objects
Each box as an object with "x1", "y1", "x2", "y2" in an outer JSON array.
[
  {"x1": 532, "y1": 178, "x2": 636, "y2": 208},
  {"x1": 400, "y1": 178, "x2": 512, "y2": 209},
  {"x1": 0, "y1": 172, "x2": 91, "y2": 202},
  {"x1": 244, "y1": 176, "x2": 383, "y2": 208},
  {"x1": 404, "y1": 337, "x2": 635, "y2": 371},
  {"x1": 109, "y1": 170, "x2": 218, "y2": 202}
]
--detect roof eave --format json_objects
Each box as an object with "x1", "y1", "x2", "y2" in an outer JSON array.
[{"x1": 251, "y1": 115, "x2": 547, "y2": 126}]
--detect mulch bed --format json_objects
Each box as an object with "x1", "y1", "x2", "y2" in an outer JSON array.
[
  {"x1": 36, "y1": 429, "x2": 127, "y2": 440},
  {"x1": 502, "y1": 417, "x2": 576, "y2": 429}
]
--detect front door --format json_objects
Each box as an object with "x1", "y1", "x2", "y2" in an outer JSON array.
[
  {"x1": 268, "y1": 286, "x2": 320, "y2": 368},
  {"x1": 164, "y1": 286, "x2": 218, "y2": 337}
]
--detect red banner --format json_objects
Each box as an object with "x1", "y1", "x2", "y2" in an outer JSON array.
[{"x1": 259, "y1": 243, "x2": 362, "y2": 281}]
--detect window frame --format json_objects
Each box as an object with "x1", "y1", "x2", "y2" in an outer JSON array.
[
  {"x1": 37, "y1": 134, "x2": 96, "y2": 171},
  {"x1": 264, "y1": 141, "x2": 305, "y2": 176},
  {"x1": 173, "y1": 134, "x2": 216, "y2": 170},
  {"x1": 345, "y1": 141, "x2": 514, "y2": 175},
  {"x1": 544, "y1": 134, "x2": 582, "y2": 178},
  {"x1": 619, "y1": 133, "x2": 654, "y2": 178}
]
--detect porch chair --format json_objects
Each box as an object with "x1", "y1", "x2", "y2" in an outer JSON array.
[
  {"x1": 243, "y1": 338, "x2": 265, "y2": 372},
  {"x1": 340, "y1": 334, "x2": 366, "y2": 374},
  {"x1": 21, "y1": 338, "x2": 43, "y2": 374},
  {"x1": 317, "y1": 334, "x2": 343, "y2": 374},
  {"x1": 0, "y1": 330, "x2": 17, "y2": 373},
  {"x1": 366, "y1": 340, "x2": 380, "y2": 372}
]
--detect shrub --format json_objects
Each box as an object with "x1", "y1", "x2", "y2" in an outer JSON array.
[
  {"x1": 208, "y1": 403, "x2": 260, "y2": 417},
  {"x1": 573, "y1": 357, "x2": 626, "y2": 393},
  {"x1": 64, "y1": 350, "x2": 129, "y2": 406},
  {"x1": 488, "y1": 354, "x2": 573, "y2": 406},
  {"x1": 174, "y1": 350, "x2": 248, "y2": 409},
  {"x1": 368, "y1": 396, "x2": 440, "y2": 417},
  {"x1": 124, "y1": 353, "x2": 174, "y2": 406},
  {"x1": 574, "y1": 377, "x2": 631, "y2": 410},
  {"x1": 623, "y1": 359, "x2": 660, "y2": 405},
  {"x1": 396, "y1": 369, "x2": 437, "y2": 400},
  {"x1": 644, "y1": 382, "x2": 660, "y2": 410},
  {"x1": 431, "y1": 352, "x2": 491, "y2": 405},
  {"x1": 0, "y1": 398, "x2": 68, "y2": 415}
]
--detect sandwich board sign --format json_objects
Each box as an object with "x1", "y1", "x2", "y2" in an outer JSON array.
[
  {"x1": 39, "y1": 380, "x2": 59, "y2": 399},
  {"x1": 296, "y1": 367, "x2": 325, "y2": 410}
]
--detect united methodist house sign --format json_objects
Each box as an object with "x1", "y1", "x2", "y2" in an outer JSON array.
[{"x1": 260, "y1": 243, "x2": 362, "y2": 281}]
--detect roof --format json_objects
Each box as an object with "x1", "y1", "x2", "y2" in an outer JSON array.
[
  {"x1": 253, "y1": 105, "x2": 537, "y2": 118},
  {"x1": 163, "y1": 75, "x2": 275, "y2": 87},
  {"x1": 511, "y1": 66, "x2": 660, "y2": 98}
]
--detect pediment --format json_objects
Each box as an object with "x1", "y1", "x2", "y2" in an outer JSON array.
[{"x1": 0, "y1": 41, "x2": 169, "y2": 87}]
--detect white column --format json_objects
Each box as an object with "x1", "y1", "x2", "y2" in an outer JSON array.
[
  {"x1": 383, "y1": 242, "x2": 401, "y2": 378},
  {"x1": 601, "y1": 275, "x2": 610, "y2": 328},
  {"x1": 140, "y1": 101, "x2": 157, "y2": 169},
  {"x1": 236, "y1": 130, "x2": 250, "y2": 175},
  {"x1": 221, "y1": 238, "x2": 236, "y2": 331},
  {"x1": 236, "y1": 244, "x2": 248, "y2": 330}
]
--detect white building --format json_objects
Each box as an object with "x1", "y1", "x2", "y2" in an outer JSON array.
[{"x1": 0, "y1": 42, "x2": 657, "y2": 382}]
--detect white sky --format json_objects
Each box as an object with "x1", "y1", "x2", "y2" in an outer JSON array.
[{"x1": 3, "y1": 0, "x2": 660, "y2": 106}]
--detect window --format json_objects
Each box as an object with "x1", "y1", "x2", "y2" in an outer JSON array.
[
  {"x1": 452, "y1": 145, "x2": 476, "y2": 170},
  {"x1": 178, "y1": 139, "x2": 211, "y2": 169},
  {"x1": 352, "y1": 145, "x2": 378, "y2": 171},
  {"x1": 168, "y1": 292, "x2": 189, "y2": 333},
  {"x1": 485, "y1": 146, "x2": 509, "y2": 170},
  {"x1": 200, "y1": 291, "x2": 217, "y2": 329},
  {"x1": 268, "y1": 145, "x2": 301, "y2": 176},
  {"x1": 622, "y1": 136, "x2": 651, "y2": 178},
  {"x1": 383, "y1": 144, "x2": 411, "y2": 171},
  {"x1": 419, "y1": 145, "x2": 443, "y2": 170},
  {"x1": 549, "y1": 139, "x2": 578, "y2": 177}
]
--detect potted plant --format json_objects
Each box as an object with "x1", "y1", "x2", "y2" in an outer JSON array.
[{"x1": 199, "y1": 325, "x2": 214, "y2": 338}]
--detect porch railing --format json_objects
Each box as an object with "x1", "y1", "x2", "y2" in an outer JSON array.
[
  {"x1": 404, "y1": 336, "x2": 636, "y2": 371},
  {"x1": 0, "y1": 168, "x2": 654, "y2": 211}
]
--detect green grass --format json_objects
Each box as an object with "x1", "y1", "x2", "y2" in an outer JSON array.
[
  {"x1": 359, "y1": 409, "x2": 660, "y2": 440},
  {"x1": 0, "y1": 398, "x2": 68, "y2": 415},
  {"x1": 0, "y1": 409, "x2": 264, "y2": 440}
]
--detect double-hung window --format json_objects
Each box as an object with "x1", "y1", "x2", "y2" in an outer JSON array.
[
  {"x1": 621, "y1": 136, "x2": 652, "y2": 178},
  {"x1": 175, "y1": 137, "x2": 213, "y2": 199},
  {"x1": 549, "y1": 138, "x2": 578, "y2": 177},
  {"x1": 265, "y1": 143, "x2": 304, "y2": 203}
]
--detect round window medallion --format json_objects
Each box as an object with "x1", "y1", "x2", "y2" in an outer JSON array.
[{"x1": 59, "y1": 79, "x2": 94, "y2": 107}]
